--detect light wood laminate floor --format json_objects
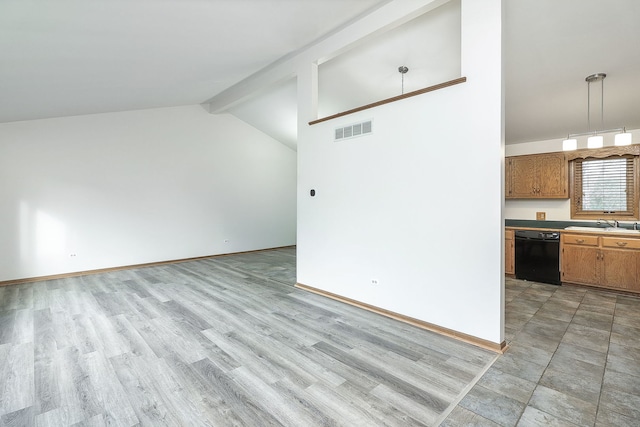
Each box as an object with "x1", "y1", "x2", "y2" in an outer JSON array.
[{"x1": 0, "y1": 247, "x2": 496, "y2": 426}]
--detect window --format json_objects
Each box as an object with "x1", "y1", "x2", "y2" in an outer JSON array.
[{"x1": 570, "y1": 154, "x2": 639, "y2": 219}]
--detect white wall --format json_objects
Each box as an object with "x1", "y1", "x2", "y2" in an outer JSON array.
[
  {"x1": 318, "y1": 0, "x2": 461, "y2": 118},
  {"x1": 0, "y1": 105, "x2": 297, "y2": 281},
  {"x1": 297, "y1": 0, "x2": 504, "y2": 345},
  {"x1": 504, "y1": 129, "x2": 640, "y2": 221}
]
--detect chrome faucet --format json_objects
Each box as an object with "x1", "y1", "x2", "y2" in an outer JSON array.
[{"x1": 597, "y1": 219, "x2": 619, "y2": 228}]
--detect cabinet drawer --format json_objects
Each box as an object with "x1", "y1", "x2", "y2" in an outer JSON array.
[
  {"x1": 601, "y1": 236, "x2": 640, "y2": 250},
  {"x1": 562, "y1": 234, "x2": 599, "y2": 246}
]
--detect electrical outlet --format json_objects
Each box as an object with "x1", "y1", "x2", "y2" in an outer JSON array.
[
  {"x1": 224, "y1": 239, "x2": 229, "y2": 243},
  {"x1": 536, "y1": 212, "x2": 546, "y2": 221},
  {"x1": 371, "y1": 279, "x2": 378, "y2": 285},
  {"x1": 69, "y1": 253, "x2": 77, "y2": 258}
]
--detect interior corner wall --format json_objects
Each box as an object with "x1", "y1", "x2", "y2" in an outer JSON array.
[
  {"x1": 0, "y1": 105, "x2": 297, "y2": 282},
  {"x1": 297, "y1": 0, "x2": 504, "y2": 344}
]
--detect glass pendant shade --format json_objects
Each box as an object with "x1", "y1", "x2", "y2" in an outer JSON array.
[
  {"x1": 562, "y1": 138, "x2": 577, "y2": 151},
  {"x1": 615, "y1": 131, "x2": 632, "y2": 146},
  {"x1": 587, "y1": 135, "x2": 603, "y2": 149}
]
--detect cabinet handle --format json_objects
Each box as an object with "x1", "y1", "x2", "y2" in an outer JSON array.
[
  {"x1": 575, "y1": 239, "x2": 585, "y2": 244},
  {"x1": 616, "y1": 241, "x2": 628, "y2": 247}
]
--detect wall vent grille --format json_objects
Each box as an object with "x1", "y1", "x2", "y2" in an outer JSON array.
[{"x1": 334, "y1": 120, "x2": 372, "y2": 141}]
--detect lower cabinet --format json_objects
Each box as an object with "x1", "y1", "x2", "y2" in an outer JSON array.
[
  {"x1": 561, "y1": 233, "x2": 640, "y2": 293},
  {"x1": 505, "y1": 229, "x2": 515, "y2": 275},
  {"x1": 562, "y1": 243, "x2": 599, "y2": 284},
  {"x1": 600, "y1": 237, "x2": 640, "y2": 291}
]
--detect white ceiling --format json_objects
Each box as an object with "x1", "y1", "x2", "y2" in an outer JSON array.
[
  {"x1": 0, "y1": 0, "x2": 387, "y2": 123},
  {"x1": 2, "y1": 0, "x2": 640, "y2": 146},
  {"x1": 504, "y1": 0, "x2": 640, "y2": 144}
]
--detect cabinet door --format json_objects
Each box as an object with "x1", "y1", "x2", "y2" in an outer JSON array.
[
  {"x1": 561, "y1": 245, "x2": 599, "y2": 285},
  {"x1": 600, "y1": 249, "x2": 638, "y2": 291},
  {"x1": 509, "y1": 156, "x2": 537, "y2": 198},
  {"x1": 505, "y1": 231, "x2": 515, "y2": 275},
  {"x1": 537, "y1": 153, "x2": 568, "y2": 198}
]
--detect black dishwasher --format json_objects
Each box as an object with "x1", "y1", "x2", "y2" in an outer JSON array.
[{"x1": 515, "y1": 230, "x2": 561, "y2": 285}]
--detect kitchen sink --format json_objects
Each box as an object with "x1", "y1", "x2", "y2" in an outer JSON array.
[
  {"x1": 564, "y1": 226, "x2": 603, "y2": 232},
  {"x1": 605, "y1": 227, "x2": 640, "y2": 233},
  {"x1": 564, "y1": 226, "x2": 640, "y2": 234}
]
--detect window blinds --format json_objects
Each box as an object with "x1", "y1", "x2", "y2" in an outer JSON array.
[{"x1": 574, "y1": 156, "x2": 635, "y2": 214}]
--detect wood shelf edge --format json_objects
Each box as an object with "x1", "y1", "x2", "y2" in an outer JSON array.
[{"x1": 308, "y1": 77, "x2": 467, "y2": 126}]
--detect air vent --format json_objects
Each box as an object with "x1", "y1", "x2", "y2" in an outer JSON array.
[{"x1": 334, "y1": 120, "x2": 372, "y2": 141}]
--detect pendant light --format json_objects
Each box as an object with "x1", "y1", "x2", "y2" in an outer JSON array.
[
  {"x1": 562, "y1": 138, "x2": 577, "y2": 151},
  {"x1": 562, "y1": 73, "x2": 632, "y2": 150},
  {"x1": 615, "y1": 128, "x2": 632, "y2": 146},
  {"x1": 398, "y1": 66, "x2": 409, "y2": 95}
]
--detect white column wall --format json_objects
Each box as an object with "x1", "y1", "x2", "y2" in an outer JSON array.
[
  {"x1": 297, "y1": 0, "x2": 504, "y2": 344},
  {"x1": 0, "y1": 105, "x2": 297, "y2": 281}
]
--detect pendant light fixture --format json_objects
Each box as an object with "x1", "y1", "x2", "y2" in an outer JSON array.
[
  {"x1": 562, "y1": 73, "x2": 632, "y2": 150},
  {"x1": 615, "y1": 127, "x2": 632, "y2": 146},
  {"x1": 398, "y1": 66, "x2": 409, "y2": 95}
]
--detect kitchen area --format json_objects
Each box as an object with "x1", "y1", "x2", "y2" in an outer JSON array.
[{"x1": 505, "y1": 143, "x2": 640, "y2": 294}]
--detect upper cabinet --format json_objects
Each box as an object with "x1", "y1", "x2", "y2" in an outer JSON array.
[{"x1": 506, "y1": 152, "x2": 568, "y2": 199}]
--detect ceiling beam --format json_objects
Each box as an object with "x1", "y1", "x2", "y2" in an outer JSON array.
[{"x1": 203, "y1": 0, "x2": 449, "y2": 114}]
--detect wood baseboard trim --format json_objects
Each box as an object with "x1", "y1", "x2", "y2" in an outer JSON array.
[
  {"x1": 0, "y1": 245, "x2": 296, "y2": 287},
  {"x1": 295, "y1": 282, "x2": 507, "y2": 354}
]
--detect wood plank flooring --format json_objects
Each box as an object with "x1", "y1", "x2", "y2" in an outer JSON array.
[{"x1": 0, "y1": 247, "x2": 496, "y2": 426}]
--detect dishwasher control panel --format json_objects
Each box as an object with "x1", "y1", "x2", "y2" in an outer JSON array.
[{"x1": 515, "y1": 230, "x2": 559, "y2": 241}]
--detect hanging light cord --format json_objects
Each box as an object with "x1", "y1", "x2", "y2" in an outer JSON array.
[
  {"x1": 587, "y1": 77, "x2": 591, "y2": 132},
  {"x1": 600, "y1": 77, "x2": 604, "y2": 131},
  {"x1": 586, "y1": 73, "x2": 606, "y2": 134}
]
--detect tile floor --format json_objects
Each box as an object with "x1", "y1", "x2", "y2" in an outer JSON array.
[{"x1": 441, "y1": 278, "x2": 640, "y2": 426}]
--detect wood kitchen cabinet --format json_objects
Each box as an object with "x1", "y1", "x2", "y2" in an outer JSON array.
[
  {"x1": 506, "y1": 152, "x2": 568, "y2": 199},
  {"x1": 561, "y1": 233, "x2": 640, "y2": 293},
  {"x1": 505, "y1": 229, "x2": 515, "y2": 275},
  {"x1": 600, "y1": 237, "x2": 640, "y2": 292},
  {"x1": 561, "y1": 234, "x2": 599, "y2": 285}
]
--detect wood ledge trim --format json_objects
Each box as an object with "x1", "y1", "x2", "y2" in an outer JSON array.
[
  {"x1": 295, "y1": 282, "x2": 506, "y2": 354},
  {"x1": 308, "y1": 77, "x2": 467, "y2": 125},
  {"x1": 0, "y1": 246, "x2": 296, "y2": 287}
]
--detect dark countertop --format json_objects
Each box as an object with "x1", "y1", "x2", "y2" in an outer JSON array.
[{"x1": 505, "y1": 219, "x2": 637, "y2": 231}]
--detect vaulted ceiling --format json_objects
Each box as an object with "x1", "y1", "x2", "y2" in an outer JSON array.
[
  {"x1": 2, "y1": 0, "x2": 639, "y2": 146},
  {"x1": 0, "y1": 0, "x2": 386, "y2": 123}
]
